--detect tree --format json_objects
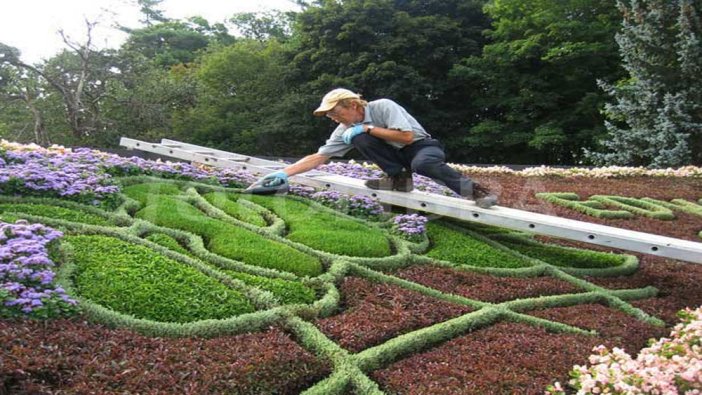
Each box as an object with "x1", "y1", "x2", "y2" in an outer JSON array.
[
  {"x1": 586, "y1": 0, "x2": 702, "y2": 167},
  {"x1": 450, "y1": 0, "x2": 625, "y2": 164},
  {"x1": 230, "y1": 11, "x2": 294, "y2": 42},
  {"x1": 279, "y1": 0, "x2": 491, "y2": 160},
  {"x1": 0, "y1": 21, "x2": 118, "y2": 144}
]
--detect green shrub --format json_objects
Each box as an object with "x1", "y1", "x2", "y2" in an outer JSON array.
[
  {"x1": 134, "y1": 196, "x2": 322, "y2": 277},
  {"x1": 203, "y1": 192, "x2": 267, "y2": 226},
  {"x1": 425, "y1": 222, "x2": 532, "y2": 268},
  {"x1": 0, "y1": 203, "x2": 111, "y2": 226},
  {"x1": 245, "y1": 195, "x2": 391, "y2": 257},
  {"x1": 67, "y1": 235, "x2": 255, "y2": 323},
  {"x1": 641, "y1": 197, "x2": 702, "y2": 217},
  {"x1": 223, "y1": 270, "x2": 317, "y2": 305}
]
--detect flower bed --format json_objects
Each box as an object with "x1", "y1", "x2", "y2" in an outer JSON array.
[{"x1": 1, "y1": 141, "x2": 702, "y2": 394}]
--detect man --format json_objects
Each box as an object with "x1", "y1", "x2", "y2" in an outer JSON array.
[{"x1": 255, "y1": 88, "x2": 497, "y2": 208}]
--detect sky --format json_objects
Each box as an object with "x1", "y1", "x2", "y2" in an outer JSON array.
[{"x1": 0, "y1": 0, "x2": 300, "y2": 64}]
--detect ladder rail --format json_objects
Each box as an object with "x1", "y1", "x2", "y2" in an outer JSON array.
[{"x1": 119, "y1": 137, "x2": 702, "y2": 264}]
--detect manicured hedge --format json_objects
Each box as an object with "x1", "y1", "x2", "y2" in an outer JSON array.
[
  {"x1": 223, "y1": 270, "x2": 317, "y2": 305},
  {"x1": 67, "y1": 234, "x2": 256, "y2": 323},
  {"x1": 133, "y1": 195, "x2": 323, "y2": 277},
  {"x1": 535, "y1": 192, "x2": 634, "y2": 219},
  {"x1": 246, "y1": 194, "x2": 391, "y2": 257},
  {"x1": 425, "y1": 222, "x2": 532, "y2": 268}
]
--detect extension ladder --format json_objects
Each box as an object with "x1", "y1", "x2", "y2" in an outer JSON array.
[{"x1": 119, "y1": 137, "x2": 702, "y2": 264}]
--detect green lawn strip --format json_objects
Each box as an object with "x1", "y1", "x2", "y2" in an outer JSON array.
[
  {"x1": 203, "y1": 191, "x2": 267, "y2": 227},
  {"x1": 425, "y1": 221, "x2": 534, "y2": 268},
  {"x1": 589, "y1": 195, "x2": 675, "y2": 220},
  {"x1": 641, "y1": 197, "x2": 702, "y2": 217},
  {"x1": 244, "y1": 194, "x2": 392, "y2": 258},
  {"x1": 299, "y1": 371, "x2": 352, "y2": 395},
  {"x1": 66, "y1": 234, "x2": 256, "y2": 323},
  {"x1": 133, "y1": 195, "x2": 322, "y2": 277},
  {"x1": 489, "y1": 234, "x2": 627, "y2": 269},
  {"x1": 536, "y1": 192, "x2": 634, "y2": 219}
]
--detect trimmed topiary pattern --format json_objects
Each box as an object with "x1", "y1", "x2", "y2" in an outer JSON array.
[{"x1": 1, "y1": 144, "x2": 688, "y2": 393}]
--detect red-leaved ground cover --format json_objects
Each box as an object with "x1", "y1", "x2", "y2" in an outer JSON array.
[{"x1": 0, "y1": 321, "x2": 329, "y2": 394}]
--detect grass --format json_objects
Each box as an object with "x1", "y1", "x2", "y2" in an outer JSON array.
[
  {"x1": 67, "y1": 234, "x2": 255, "y2": 323},
  {"x1": 425, "y1": 222, "x2": 533, "y2": 268},
  {"x1": 245, "y1": 194, "x2": 392, "y2": 257}
]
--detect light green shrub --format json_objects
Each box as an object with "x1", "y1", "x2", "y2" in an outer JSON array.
[
  {"x1": 0, "y1": 203, "x2": 111, "y2": 225},
  {"x1": 203, "y1": 192, "x2": 267, "y2": 227}
]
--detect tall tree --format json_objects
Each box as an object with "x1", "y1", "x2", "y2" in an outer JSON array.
[
  {"x1": 0, "y1": 21, "x2": 117, "y2": 144},
  {"x1": 451, "y1": 0, "x2": 624, "y2": 164},
  {"x1": 283, "y1": 0, "x2": 491, "y2": 159},
  {"x1": 586, "y1": 0, "x2": 702, "y2": 167}
]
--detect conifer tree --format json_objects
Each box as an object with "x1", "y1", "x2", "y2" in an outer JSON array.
[{"x1": 587, "y1": 0, "x2": 702, "y2": 167}]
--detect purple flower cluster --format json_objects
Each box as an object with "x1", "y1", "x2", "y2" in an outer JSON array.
[
  {"x1": 310, "y1": 190, "x2": 384, "y2": 219},
  {"x1": 0, "y1": 148, "x2": 120, "y2": 205},
  {"x1": 0, "y1": 220, "x2": 77, "y2": 318},
  {"x1": 392, "y1": 214, "x2": 428, "y2": 241},
  {"x1": 347, "y1": 195, "x2": 384, "y2": 218}
]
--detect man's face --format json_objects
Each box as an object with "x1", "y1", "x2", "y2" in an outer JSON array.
[{"x1": 326, "y1": 102, "x2": 363, "y2": 125}]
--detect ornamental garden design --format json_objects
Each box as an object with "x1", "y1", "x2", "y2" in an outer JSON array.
[{"x1": 1, "y1": 141, "x2": 702, "y2": 394}]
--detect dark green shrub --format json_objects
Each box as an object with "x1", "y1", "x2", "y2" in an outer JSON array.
[
  {"x1": 494, "y1": 237, "x2": 626, "y2": 269},
  {"x1": 67, "y1": 235, "x2": 255, "y2": 323}
]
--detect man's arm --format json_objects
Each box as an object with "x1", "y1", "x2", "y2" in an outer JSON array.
[
  {"x1": 282, "y1": 153, "x2": 331, "y2": 176},
  {"x1": 363, "y1": 125, "x2": 414, "y2": 145}
]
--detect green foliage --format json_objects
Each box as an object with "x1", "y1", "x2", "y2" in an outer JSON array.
[
  {"x1": 67, "y1": 235, "x2": 255, "y2": 323},
  {"x1": 203, "y1": 192, "x2": 267, "y2": 227},
  {"x1": 450, "y1": 0, "x2": 624, "y2": 164},
  {"x1": 246, "y1": 194, "x2": 391, "y2": 257},
  {"x1": 144, "y1": 232, "x2": 191, "y2": 255},
  {"x1": 536, "y1": 192, "x2": 635, "y2": 219},
  {"x1": 0, "y1": 203, "x2": 111, "y2": 225},
  {"x1": 133, "y1": 194, "x2": 322, "y2": 277},
  {"x1": 425, "y1": 221, "x2": 532, "y2": 268},
  {"x1": 122, "y1": 182, "x2": 183, "y2": 206},
  {"x1": 587, "y1": 0, "x2": 702, "y2": 167},
  {"x1": 494, "y1": 236, "x2": 626, "y2": 269},
  {"x1": 223, "y1": 270, "x2": 317, "y2": 305},
  {"x1": 589, "y1": 195, "x2": 675, "y2": 220}
]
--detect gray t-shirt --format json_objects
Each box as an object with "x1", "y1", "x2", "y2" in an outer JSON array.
[{"x1": 317, "y1": 98, "x2": 431, "y2": 157}]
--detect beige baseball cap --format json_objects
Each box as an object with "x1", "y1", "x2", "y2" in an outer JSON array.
[{"x1": 313, "y1": 88, "x2": 361, "y2": 116}]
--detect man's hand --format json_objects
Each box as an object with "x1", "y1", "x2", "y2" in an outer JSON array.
[
  {"x1": 342, "y1": 124, "x2": 365, "y2": 144},
  {"x1": 257, "y1": 170, "x2": 288, "y2": 186}
]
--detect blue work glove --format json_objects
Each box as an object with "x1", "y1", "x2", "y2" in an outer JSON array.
[
  {"x1": 258, "y1": 170, "x2": 288, "y2": 186},
  {"x1": 342, "y1": 124, "x2": 365, "y2": 144}
]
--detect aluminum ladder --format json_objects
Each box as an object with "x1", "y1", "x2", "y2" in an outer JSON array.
[{"x1": 119, "y1": 137, "x2": 702, "y2": 264}]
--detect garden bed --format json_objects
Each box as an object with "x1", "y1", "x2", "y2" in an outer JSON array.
[{"x1": 1, "y1": 143, "x2": 701, "y2": 394}]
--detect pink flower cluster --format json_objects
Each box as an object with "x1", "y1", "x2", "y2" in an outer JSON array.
[{"x1": 546, "y1": 306, "x2": 702, "y2": 394}]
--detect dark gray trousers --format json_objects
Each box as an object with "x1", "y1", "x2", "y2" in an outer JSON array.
[{"x1": 352, "y1": 134, "x2": 474, "y2": 196}]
